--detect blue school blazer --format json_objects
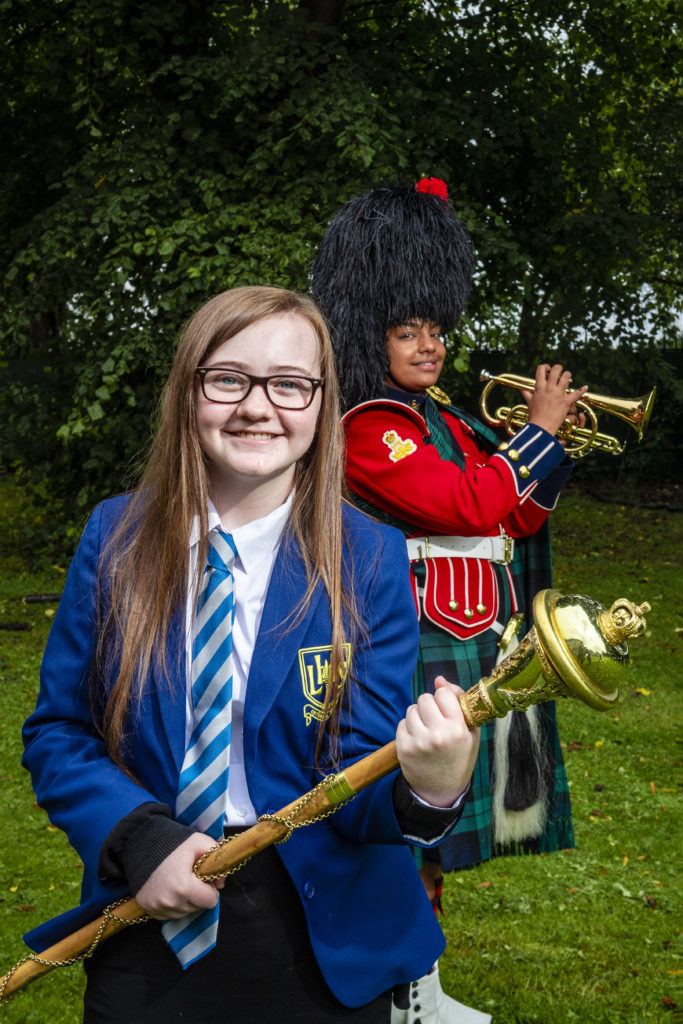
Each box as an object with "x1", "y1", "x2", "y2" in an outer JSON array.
[{"x1": 22, "y1": 495, "x2": 446, "y2": 1007}]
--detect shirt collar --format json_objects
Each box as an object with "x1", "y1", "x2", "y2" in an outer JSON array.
[
  {"x1": 188, "y1": 493, "x2": 294, "y2": 575},
  {"x1": 230, "y1": 495, "x2": 293, "y2": 575}
]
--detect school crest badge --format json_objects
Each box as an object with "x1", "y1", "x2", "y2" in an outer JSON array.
[
  {"x1": 382, "y1": 429, "x2": 417, "y2": 463},
  {"x1": 298, "y1": 643, "x2": 351, "y2": 726}
]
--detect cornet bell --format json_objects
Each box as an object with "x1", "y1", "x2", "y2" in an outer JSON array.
[{"x1": 460, "y1": 591, "x2": 650, "y2": 726}]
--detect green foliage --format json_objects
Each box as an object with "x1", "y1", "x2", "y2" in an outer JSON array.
[{"x1": 1, "y1": 0, "x2": 681, "y2": 545}]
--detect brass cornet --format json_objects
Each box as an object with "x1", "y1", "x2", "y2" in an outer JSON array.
[{"x1": 479, "y1": 370, "x2": 656, "y2": 458}]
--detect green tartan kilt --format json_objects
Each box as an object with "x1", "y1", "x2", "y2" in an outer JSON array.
[{"x1": 414, "y1": 612, "x2": 575, "y2": 872}]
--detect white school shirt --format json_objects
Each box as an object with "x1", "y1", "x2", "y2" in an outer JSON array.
[
  {"x1": 185, "y1": 496, "x2": 465, "y2": 832},
  {"x1": 185, "y1": 495, "x2": 293, "y2": 828}
]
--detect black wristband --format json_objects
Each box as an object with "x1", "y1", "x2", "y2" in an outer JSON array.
[
  {"x1": 98, "y1": 802, "x2": 196, "y2": 895},
  {"x1": 392, "y1": 773, "x2": 462, "y2": 841}
]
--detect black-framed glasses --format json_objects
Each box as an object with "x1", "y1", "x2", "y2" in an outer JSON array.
[{"x1": 195, "y1": 367, "x2": 325, "y2": 410}]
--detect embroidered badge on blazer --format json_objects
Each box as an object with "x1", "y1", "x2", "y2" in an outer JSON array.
[
  {"x1": 298, "y1": 643, "x2": 351, "y2": 726},
  {"x1": 382, "y1": 429, "x2": 417, "y2": 463}
]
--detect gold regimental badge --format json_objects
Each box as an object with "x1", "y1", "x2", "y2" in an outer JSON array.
[
  {"x1": 382, "y1": 429, "x2": 417, "y2": 463},
  {"x1": 298, "y1": 643, "x2": 351, "y2": 726}
]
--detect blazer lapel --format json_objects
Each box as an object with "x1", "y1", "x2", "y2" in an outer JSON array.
[{"x1": 245, "y1": 535, "x2": 324, "y2": 730}]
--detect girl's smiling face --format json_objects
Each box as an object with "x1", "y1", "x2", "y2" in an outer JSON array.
[
  {"x1": 196, "y1": 313, "x2": 322, "y2": 510},
  {"x1": 385, "y1": 320, "x2": 445, "y2": 393}
]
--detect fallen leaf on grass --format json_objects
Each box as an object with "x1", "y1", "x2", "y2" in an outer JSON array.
[
  {"x1": 17, "y1": 904, "x2": 33, "y2": 912},
  {"x1": 477, "y1": 881, "x2": 492, "y2": 889},
  {"x1": 651, "y1": 781, "x2": 656, "y2": 793},
  {"x1": 662, "y1": 996, "x2": 678, "y2": 1009},
  {"x1": 644, "y1": 895, "x2": 657, "y2": 908}
]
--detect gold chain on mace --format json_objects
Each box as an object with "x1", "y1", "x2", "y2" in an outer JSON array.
[
  {"x1": 193, "y1": 775, "x2": 352, "y2": 879},
  {"x1": 0, "y1": 777, "x2": 352, "y2": 1006},
  {"x1": 0, "y1": 898, "x2": 150, "y2": 1006}
]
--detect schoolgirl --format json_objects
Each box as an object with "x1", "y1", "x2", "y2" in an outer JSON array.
[{"x1": 22, "y1": 286, "x2": 479, "y2": 1023}]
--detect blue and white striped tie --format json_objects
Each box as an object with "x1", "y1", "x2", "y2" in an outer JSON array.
[{"x1": 162, "y1": 528, "x2": 237, "y2": 968}]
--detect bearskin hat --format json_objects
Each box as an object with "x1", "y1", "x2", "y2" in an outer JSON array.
[{"x1": 310, "y1": 180, "x2": 473, "y2": 410}]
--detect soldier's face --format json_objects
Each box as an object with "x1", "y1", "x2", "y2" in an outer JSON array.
[{"x1": 385, "y1": 321, "x2": 445, "y2": 393}]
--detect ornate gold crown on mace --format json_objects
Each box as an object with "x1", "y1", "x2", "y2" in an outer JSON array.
[
  {"x1": 0, "y1": 590, "x2": 650, "y2": 1004},
  {"x1": 459, "y1": 589, "x2": 650, "y2": 726}
]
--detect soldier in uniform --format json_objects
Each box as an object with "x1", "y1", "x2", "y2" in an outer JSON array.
[{"x1": 311, "y1": 179, "x2": 585, "y2": 1024}]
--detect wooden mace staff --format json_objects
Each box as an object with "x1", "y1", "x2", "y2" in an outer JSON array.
[
  {"x1": 0, "y1": 590, "x2": 650, "y2": 1004},
  {"x1": 0, "y1": 741, "x2": 399, "y2": 1003}
]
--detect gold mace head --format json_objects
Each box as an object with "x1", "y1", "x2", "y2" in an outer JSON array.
[
  {"x1": 532, "y1": 590, "x2": 650, "y2": 711},
  {"x1": 460, "y1": 591, "x2": 650, "y2": 726}
]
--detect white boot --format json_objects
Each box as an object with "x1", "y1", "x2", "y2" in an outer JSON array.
[{"x1": 391, "y1": 963, "x2": 492, "y2": 1024}]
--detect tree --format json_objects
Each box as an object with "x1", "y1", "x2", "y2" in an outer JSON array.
[{"x1": 1, "y1": 0, "x2": 680, "y2": 543}]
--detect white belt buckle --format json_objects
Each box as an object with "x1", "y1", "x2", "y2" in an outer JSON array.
[
  {"x1": 493, "y1": 535, "x2": 514, "y2": 565},
  {"x1": 413, "y1": 537, "x2": 431, "y2": 559}
]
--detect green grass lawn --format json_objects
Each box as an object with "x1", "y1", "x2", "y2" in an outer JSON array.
[
  {"x1": 0, "y1": 478, "x2": 680, "y2": 1022},
  {"x1": 438, "y1": 485, "x2": 683, "y2": 1023}
]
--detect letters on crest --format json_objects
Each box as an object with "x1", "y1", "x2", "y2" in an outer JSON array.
[{"x1": 298, "y1": 643, "x2": 351, "y2": 726}]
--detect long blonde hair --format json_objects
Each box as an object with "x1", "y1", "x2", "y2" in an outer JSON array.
[{"x1": 96, "y1": 286, "x2": 354, "y2": 769}]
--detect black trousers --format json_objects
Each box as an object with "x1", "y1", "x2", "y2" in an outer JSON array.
[{"x1": 83, "y1": 844, "x2": 392, "y2": 1023}]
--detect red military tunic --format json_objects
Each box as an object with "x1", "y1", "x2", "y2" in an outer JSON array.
[
  {"x1": 342, "y1": 389, "x2": 576, "y2": 869},
  {"x1": 343, "y1": 395, "x2": 570, "y2": 643}
]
